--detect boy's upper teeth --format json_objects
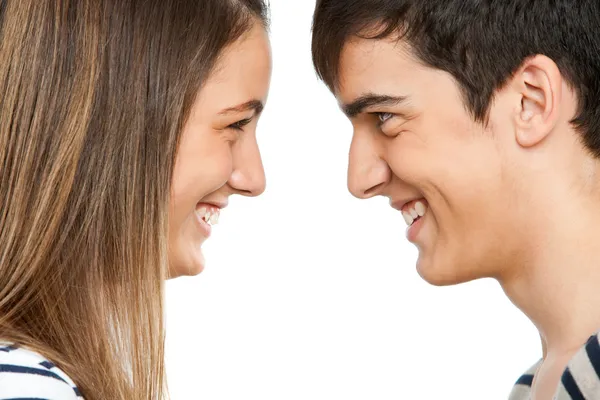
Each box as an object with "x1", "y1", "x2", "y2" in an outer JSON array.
[
  {"x1": 402, "y1": 201, "x2": 427, "y2": 227},
  {"x1": 402, "y1": 212, "x2": 414, "y2": 226}
]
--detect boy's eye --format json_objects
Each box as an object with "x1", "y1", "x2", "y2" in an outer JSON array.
[{"x1": 376, "y1": 112, "x2": 394, "y2": 126}]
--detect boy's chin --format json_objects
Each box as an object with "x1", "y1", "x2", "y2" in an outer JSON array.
[{"x1": 416, "y1": 254, "x2": 478, "y2": 287}]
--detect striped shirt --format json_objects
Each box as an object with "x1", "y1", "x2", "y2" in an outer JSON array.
[
  {"x1": 509, "y1": 332, "x2": 600, "y2": 399},
  {"x1": 0, "y1": 342, "x2": 83, "y2": 399}
]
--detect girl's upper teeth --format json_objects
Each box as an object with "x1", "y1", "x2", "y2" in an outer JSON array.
[
  {"x1": 196, "y1": 206, "x2": 220, "y2": 226},
  {"x1": 402, "y1": 201, "x2": 427, "y2": 226},
  {"x1": 415, "y1": 201, "x2": 426, "y2": 216}
]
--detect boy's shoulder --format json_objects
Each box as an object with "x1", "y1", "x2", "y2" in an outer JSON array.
[{"x1": 509, "y1": 332, "x2": 600, "y2": 400}]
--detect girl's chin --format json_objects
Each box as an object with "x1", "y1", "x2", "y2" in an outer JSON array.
[{"x1": 167, "y1": 248, "x2": 205, "y2": 279}]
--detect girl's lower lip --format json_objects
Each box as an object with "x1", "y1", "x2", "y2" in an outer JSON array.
[
  {"x1": 196, "y1": 214, "x2": 212, "y2": 237},
  {"x1": 406, "y1": 214, "x2": 425, "y2": 242}
]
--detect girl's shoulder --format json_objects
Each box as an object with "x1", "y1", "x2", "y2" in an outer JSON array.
[{"x1": 0, "y1": 341, "x2": 83, "y2": 399}]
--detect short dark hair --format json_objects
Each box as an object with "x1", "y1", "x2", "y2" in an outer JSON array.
[{"x1": 312, "y1": 0, "x2": 600, "y2": 156}]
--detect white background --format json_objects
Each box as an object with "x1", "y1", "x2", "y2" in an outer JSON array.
[{"x1": 165, "y1": 1, "x2": 540, "y2": 399}]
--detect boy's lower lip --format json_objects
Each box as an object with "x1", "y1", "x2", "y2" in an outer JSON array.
[{"x1": 406, "y1": 214, "x2": 425, "y2": 242}]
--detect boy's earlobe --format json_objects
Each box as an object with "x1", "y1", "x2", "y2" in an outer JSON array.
[{"x1": 514, "y1": 55, "x2": 562, "y2": 148}]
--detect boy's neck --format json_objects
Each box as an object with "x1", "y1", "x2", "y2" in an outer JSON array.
[{"x1": 499, "y1": 191, "x2": 600, "y2": 356}]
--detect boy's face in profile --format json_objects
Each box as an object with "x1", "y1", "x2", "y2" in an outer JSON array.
[{"x1": 335, "y1": 36, "x2": 529, "y2": 285}]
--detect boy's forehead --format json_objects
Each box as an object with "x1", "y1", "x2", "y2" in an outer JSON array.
[{"x1": 336, "y1": 37, "x2": 416, "y2": 103}]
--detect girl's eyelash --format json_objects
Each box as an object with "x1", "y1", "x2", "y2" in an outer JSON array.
[{"x1": 229, "y1": 117, "x2": 253, "y2": 131}]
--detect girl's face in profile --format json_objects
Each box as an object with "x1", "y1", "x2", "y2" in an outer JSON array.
[{"x1": 169, "y1": 22, "x2": 272, "y2": 278}]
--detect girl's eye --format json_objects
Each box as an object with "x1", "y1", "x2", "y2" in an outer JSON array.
[{"x1": 228, "y1": 118, "x2": 252, "y2": 131}]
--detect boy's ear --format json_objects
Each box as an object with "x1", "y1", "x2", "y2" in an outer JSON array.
[{"x1": 510, "y1": 55, "x2": 562, "y2": 148}]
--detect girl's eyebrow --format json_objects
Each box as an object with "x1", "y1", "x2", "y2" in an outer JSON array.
[{"x1": 218, "y1": 99, "x2": 264, "y2": 116}]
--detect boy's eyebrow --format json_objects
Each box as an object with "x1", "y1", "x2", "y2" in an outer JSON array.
[{"x1": 342, "y1": 94, "x2": 408, "y2": 118}]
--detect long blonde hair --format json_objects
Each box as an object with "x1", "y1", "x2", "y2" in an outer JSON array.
[{"x1": 0, "y1": 0, "x2": 268, "y2": 398}]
